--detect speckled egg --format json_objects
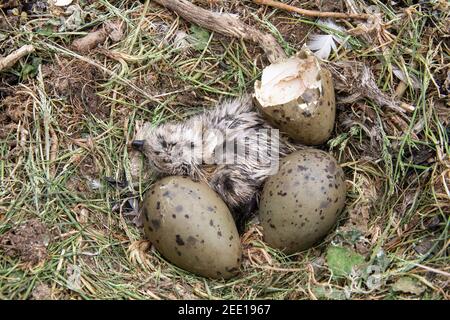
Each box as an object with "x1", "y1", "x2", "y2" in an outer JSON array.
[
  {"x1": 259, "y1": 149, "x2": 346, "y2": 253},
  {"x1": 142, "y1": 176, "x2": 241, "y2": 279}
]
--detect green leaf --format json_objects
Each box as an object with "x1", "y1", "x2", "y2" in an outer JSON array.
[
  {"x1": 36, "y1": 28, "x2": 55, "y2": 37},
  {"x1": 189, "y1": 25, "x2": 210, "y2": 51},
  {"x1": 21, "y1": 64, "x2": 36, "y2": 80},
  {"x1": 312, "y1": 286, "x2": 347, "y2": 300},
  {"x1": 392, "y1": 277, "x2": 426, "y2": 295},
  {"x1": 20, "y1": 57, "x2": 42, "y2": 80},
  {"x1": 326, "y1": 246, "x2": 365, "y2": 278}
]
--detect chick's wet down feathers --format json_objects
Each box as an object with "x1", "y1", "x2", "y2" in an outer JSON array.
[{"x1": 133, "y1": 95, "x2": 297, "y2": 226}]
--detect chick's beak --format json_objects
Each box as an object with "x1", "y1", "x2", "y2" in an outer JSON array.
[{"x1": 131, "y1": 140, "x2": 145, "y2": 151}]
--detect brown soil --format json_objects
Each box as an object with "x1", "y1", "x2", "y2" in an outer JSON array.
[
  {"x1": 41, "y1": 58, "x2": 107, "y2": 119},
  {"x1": 31, "y1": 283, "x2": 52, "y2": 300},
  {"x1": 0, "y1": 218, "x2": 51, "y2": 267},
  {"x1": 315, "y1": 0, "x2": 345, "y2": 12},
  {"x1": 272, "y1": 15, "x2": 314, "y2": 49}
]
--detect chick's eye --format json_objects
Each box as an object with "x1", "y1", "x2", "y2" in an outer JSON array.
[{"x1": 161, "y1": 140, "x2": 167, "y2": 148}]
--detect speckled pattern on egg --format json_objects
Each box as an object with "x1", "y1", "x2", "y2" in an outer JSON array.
[
  {"x1": 260, "y1": 149, "x2": 346, "y2": 253},
  {"x1": 256, "y1": 68, "x2": 336, "y2": 145},
  {"x1": 142, "y1": 176, "x2": 241, "y2": 279}
]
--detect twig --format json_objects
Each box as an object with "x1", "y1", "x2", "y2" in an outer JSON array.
[
  {"x1": 394, "y1": 81, "x2": 408, "y2": 98},
  {"x1": 410, "y1": 262, "x2": 450, "y2": 278},
  {"x1": 71, "y1": 29, "x2": 108, "y2": 53},
  {"x1": 253, "y1": 0, "x2": 372, "y2": 20},
  {"x1": 395, "y1": 61, "x2": 418, "y2": 99},
  {"x1": 0, "y1": 45, "x2": 35, "y2": 72},
  {"x1": 50, "y1": 127, "x2": 58, "y2": 177},
  {"x1": 253, "y1": 265, "x2": 304, "y2": 272},
  {"x1": 153, "y1": 0, "x2": 287, "y2": 63}
]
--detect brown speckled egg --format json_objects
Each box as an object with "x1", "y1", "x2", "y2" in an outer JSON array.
[
  {"x1": 260, "y1": 149, "x2": 346, "y2": 253},
  {"x1": 142, "y1": 176, "x2": 241, "y2": 279}
]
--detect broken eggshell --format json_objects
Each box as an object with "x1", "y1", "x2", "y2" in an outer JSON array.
[
  {"x1": 142, "y1": 176, "x2": 242, "y2": 279},
  {"x1": 254, "y1": 47, "x2": 336, "y2": 145}
]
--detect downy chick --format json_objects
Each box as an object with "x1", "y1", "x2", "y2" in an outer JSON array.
[{"x1": 132, "y1": 95, "x2": 297, "y2": 229}]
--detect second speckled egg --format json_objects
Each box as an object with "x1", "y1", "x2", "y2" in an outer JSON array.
[{"x1": 260, "y1": 149, "x2": 346, "y2": 254}]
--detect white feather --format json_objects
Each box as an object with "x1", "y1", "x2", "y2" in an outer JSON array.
[
  {"x1": 306, "y1": 19, "x2": 347, "y2": 60},
  {"x1": 307, "y1": 34, "x2": 338, "y2": 60}
]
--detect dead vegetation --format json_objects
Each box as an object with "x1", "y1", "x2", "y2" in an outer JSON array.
[{"x1": 0, "y1": 0, "x2": 448, "y2": 300}]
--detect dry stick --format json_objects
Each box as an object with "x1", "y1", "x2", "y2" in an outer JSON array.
[
  {"x1": 395, "y1": 61, "x2": 418, "y2": 99},
  {"x1": 50, "y1": 127, "x2": 58, "y2": 178},
  {"x1": 71, "y1": 29, "x2": 108, "y2": 53},
  {"x1": 0, "y1": 45, "x2": 35, "y2": 72},
  {"x1": 153, "y1": 0, "x2": 287, "y2": 63},
  {"x1": 253, "y1": 0, "x2": 372, "y2": 20}
]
